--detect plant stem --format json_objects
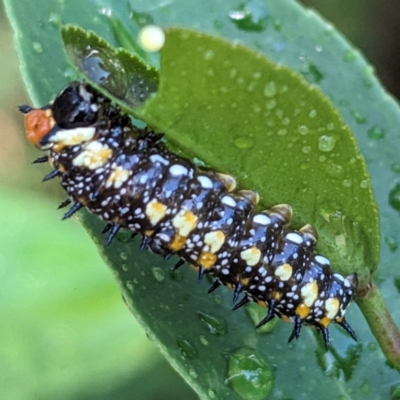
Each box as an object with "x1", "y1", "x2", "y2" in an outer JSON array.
[{"x1": 356, "y1": 283, "x2": 400, "y2": 371}]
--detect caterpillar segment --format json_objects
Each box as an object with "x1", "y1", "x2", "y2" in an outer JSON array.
[{"x1": 21, "y1": 82, "x2": 358, "y2": 349}]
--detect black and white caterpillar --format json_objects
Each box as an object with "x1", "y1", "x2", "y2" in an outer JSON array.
[{"x1": 21, "y1": 82, "x2": 358, "y2": 348}]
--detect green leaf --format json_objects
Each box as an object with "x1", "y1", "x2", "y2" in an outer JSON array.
[{"x1": 5, "y1": 0, "x2": 400, "y2": 398}]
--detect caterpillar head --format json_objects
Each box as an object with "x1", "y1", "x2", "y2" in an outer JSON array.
[{"x1": 20, "y1": 82, "x2": 105, "y2": 150}]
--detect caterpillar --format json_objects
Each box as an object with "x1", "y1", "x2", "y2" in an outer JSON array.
[{"x1": 20, "y1": 81, "x2": 358, "y2": 348}]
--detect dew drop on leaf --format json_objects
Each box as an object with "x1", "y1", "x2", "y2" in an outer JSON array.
[{"x1": 226, "y1": 348, "x2": 274, "y2": 400}]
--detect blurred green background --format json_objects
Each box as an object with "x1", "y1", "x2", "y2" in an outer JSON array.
[{"x1": 1, "y1": 1, "x2": 400, "y2": 399}]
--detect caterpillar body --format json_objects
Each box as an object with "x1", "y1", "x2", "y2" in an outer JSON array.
[{"x1": 21, "y1": 82, "x2": 358, "y2": 348}]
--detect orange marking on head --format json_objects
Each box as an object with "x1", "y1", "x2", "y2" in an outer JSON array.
[{"x1": 24, "y1": 109, "x2": 55, "y2": 147}]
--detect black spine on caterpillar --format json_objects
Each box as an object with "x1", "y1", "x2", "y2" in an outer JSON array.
[{"x1": 21, "y1": 82, "x2": 358, "y2": 348}]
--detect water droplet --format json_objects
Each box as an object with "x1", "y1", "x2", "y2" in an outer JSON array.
[
  {"x1": 309, "y1": 109, "x2": 317, "y2": 118},
  {"x1": 126, "y1": 280, "x2": 135, "y2": 292},
  {"x1": 226, "y1": 348, "x2": 274, "y2": 400},
  {"x1": 281, "y1": 117, "x2": 290, "y2": 125},
  {"x1": 32, "y1": 42, "x2": 43, "y2": 53},
  {"x1": 301, "y1": 146, "x2": 311, "y2": 154},
  {"x1": 265, "y1": 99, "x2": 277, "y2": 110},
  {"x1": 121, "y1": 264, "x2": 129, "y2": 272},
  {"x1": 253, "y1": 71, "x2": 262, "y2": 79},
  {"x1": 298, "y1": 125, "x2": 309, "y2": 135},
  {"x1": 197, "y1": 312, "x2": 227, "y2": 335},
  {"x1": 360, "y1": 382, "x2": 370, "y2": 394},
  {"x1": 63, "y1": 66, "x2": 77, "y2": 80},
  {"x1": 367, "y1": 342, "x2": 377, "y2": 352},
  {"x1": 368, "y1": 126, "x2": 385, "y2": 140},
  {"x1": 233, "y1": 136, "x2": 254, "y2": 150},
  {"x1": 277, "y1": 128, "x2": 287, "y2": 136},
  {"x1": 264, "y1": 81, "x2": 277, "y2": 98},
  {"x1": 199, "y1": 335, "x2": 209, "y2": 345},
  {"x1": 208, "y1": 389, "x2": 217, "y2": 398},
  {"x1": 203, "y1": 49, "x2": 214, "y2": 60},
  {"x1": 188, "y1": 368, "x2": 198, "y2": 379},
  {"x1": 342, "y1": 179, "x2": 352, "y2": 188},
  {"x1": 48, "y1": 12, "x2": 62, "y2": 26},
  {"x1": 318, "y1": 135, "x2": 336, "y2": 152},
  {"x1": 176, "y1": 338, "x2": 198, "y2": 359},
  {"x1": 343, "y1": 50, "x2": 356, "y2": 62},
  {"x1": 363, "y1": 78, "x2": 373, "y2": 88},
  {"x1": 392, "y1": 163, "x2": 400, "y2": 174},
  {"x1": 385, "y1": 236, "x2": 398, "y2": 253},
  {"x1": 351, "y1": 111, "x2": 367, "y2": 124},
  {"x1": 326, "y1": 122, "x2": 334, "y2": 131},
  {"x1": 120, "y1": 252, "x2": 127, "y2": 261},
  {"x1": 315, "y1": 45, "x2": 323, "y2": 52},
  {"x1": 389, "y1": 183, "x2": 400, "y2": 211},
  {"x1": 228, "y1": 3, "x2": 269, "y2": 32},
  {"x1": 319, "y1": 155, "x2": 326, "y2": 163},
  {"x1": 303, "y1": 64, "x2": 323, "y2": 83},
  {"x1": 214, "y1": 295, "x2": 222, "y2": 305},
  {"x1": 360, "y1": 180, "x2": 368, "y2": 189},
  {"x1": 151, "y1": 266, "x2": 165, "y2": 282},
  {"x1": 65, "y1": 40, "x2": 128, "y2": 98}
]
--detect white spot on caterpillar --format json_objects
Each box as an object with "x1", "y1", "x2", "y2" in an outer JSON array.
[
  {"x1": 145, "y1": 199, "x2": 167, "y2": 225},
  {"x1": 204, "y1": 230, "x2": 225, "y2": 253},
  {"x1": 301, "y1": 281, "x2": 318, "y2": 307},
  {"x1": 51, "y1": 126, "x2": 96, "y2": 146},
  {"x1": 172, "y1": 209, "x2": 198, "y2": 237},
  {"x1": 106, "y1": 166, "x2": 131, "y2": 189},
  {"x1": 286, "y1": 232, "x2": 303, "y2": 244},
  {"x1": 150, "y1": 154, "x2": 169, "y2": 165},
  {"x1": 325, "y1": 297, "x2": 340, "y2": 319},
  {"x1": 315, "y1": 255, "x2": 330, "y2": 265},
  {"x1": 197, "y1": 175, "x2": 213, "y2": 188},
  {"x1": 253, "y1": 214, "x2": 271, "y2": 226},
  {"x1": 240, "y1": 246, "x2": 261, "y2": 266},
  {"x1": 275, "y1": 263, "x2": 293, "y2": 281},
  {"x1": 73, "y1": 140, "x2": 112, "y2": 170},
  {"x1": 221, "y1": 195, "x2": 237, "y2": 208},
  {"x1": 169, "y1": 164, "x2": 188, "y2": 176}
]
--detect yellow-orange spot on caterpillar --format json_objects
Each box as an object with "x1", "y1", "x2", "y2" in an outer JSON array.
[
  {"x1": 281, "y1": 315, "x2": 291, "y2": 323},
  {"x1": 73, "y1": 141, "x2": 113, "y2": 170},
  {"x1": 239, "y1": 277, "x2": 250, "y2": 286},
  {"x1": 145, "y1": 199, "x2": 167, "y2": 226},
  {"x1": 145, "y1": 230, "x2": 154, "y2": 236},
  {"x1": 105, "y1": 166, "x2": 130, "y2": 188},
  {"x1": 51, "y1": 126, "x2": 96, "y2": 146},
  {"x1": 172, "y1": 210, "x2": 198, "y2": 237},
  {"x1": 198, "y1": 252, "x2": 216, "y2": 269},
  {"x1": 300, "y1": 281, "x2": 318, "y2": 307},
  {"x1": 325, "y1": 297, "x2": 340, "y2": 319},
  {"x1": 216, "y1": 172, "x2": 237, "y2": 192},
  {"x1": 170, "y1": 234, "x2": 187, "y2": 251},
  {"x1": 240, "y1": 246, "x2": 261, "y2": 266},
  {"x1": 272, "y1": 291, "x2": 282, "y2": 301},
  {"x1": 319, "y1": 317, "x2": 331, "y2": 327},
  {"x1": 204, "y1": 230, "x2": 225, "y2": 253},
  {"x1": 24, "y1": 109, "x2": 55, "y2": 147},
  {"x1": 296, "y1": 303, "x2": 310, "y2": 319},
  {"x1": 335, "y1": 316, "x2": 344, "y2": 323},
  {"x1": 275, "y1": 263, "x2": 293, "y2": 281},
  {"x1": 257, "y1": 300, "x2": 267, "y2": 308}
]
